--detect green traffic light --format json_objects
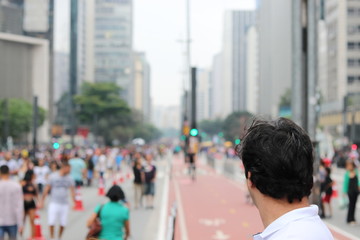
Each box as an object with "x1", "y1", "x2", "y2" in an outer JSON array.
[
  {"x1": 235, "y1": 139, "x2": 241, "y2": 145},
  {"x1": 190, "y1": 128, "x2": 198, "y2": 136},
  {"x1": 53, "y1": 142, "x2": 60, "y2": 149}
]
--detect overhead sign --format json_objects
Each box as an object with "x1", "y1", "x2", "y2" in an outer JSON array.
[{"x1": 23, "y1": 0, "x2": 49, "y2": 33}]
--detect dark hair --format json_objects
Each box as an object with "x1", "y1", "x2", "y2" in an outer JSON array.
[
  {"x1": 61, "y1": 162, "x2": 71, "y2": 168},
  {"x1": 106, "y1": 185, "x2": 125, "y2": 202},
  {"x1": 236, "y1": 117, "x2": 314, "y2": 203},
  {"x1": 24, "y1": 170, "x2": 34, "y2": 182},
  {"x1": 325, "y1": 167, "x2": 331, "y2": 175},
  {"x1": 0, "y1": 165, "x2": 9, "y2": 175}
]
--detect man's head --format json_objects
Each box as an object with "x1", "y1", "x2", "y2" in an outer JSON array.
[
  {"x1": 4, "y1": 152, "x2": 12, "y2": 161},
  {"x1": 237, "y1": 117, "x2": 314, "y2": 204},
  {"x1": 0, "y1": 165, "x2": 10, "y2": 177},
  {"x1": 60, "y1": 162, "x2": 71, "y2": 175}
]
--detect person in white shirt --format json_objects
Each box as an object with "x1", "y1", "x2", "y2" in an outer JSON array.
[
  {"x1": 0, "y1": 152, "x2": 20, "y2": 179},
  {"x1": 236, "y1": 118, "x2": 334, "y2": 240},
  {"x1": 33, "y1": 158, "x2": 50, "y2": 194}
]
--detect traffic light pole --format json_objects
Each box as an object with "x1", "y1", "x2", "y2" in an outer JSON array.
[
  {"x1": 32, "y1": 96, "x2": 38, "y2": 161},
  {"x1": 191, "y1": 67, "x2": 197, "y2": 130}
]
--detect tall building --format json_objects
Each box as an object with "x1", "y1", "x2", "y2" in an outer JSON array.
[
  {"x1": 257, "y1": 0, "x2": 292, "y2": 118},
  {"x1": 209, "y1": 53, "x2": 225, "y2": 119},
  {"x1": 197, "y1": 69, "x2": 211, "y2": 121},
  {"x1": 318, "y1": 0, "x2": 360, "y2": 138},
  {"x1": 246, "y1": 26, "x2": 259, "y2": 114},
  {"x1": 152, "y1": 105, "x2": 180, "y2": 131},
  {"x1": 133, "y1": 52, "x2": 151, "y2": 120},
  {"x1": 94, "y1": 0, "x2": 133, "y2": 105},
  {"x1": 344, "y1": 1, "x2": 360, "y2": 94},
  {"x1": 0, "y1": 0, "x2": 23, "y2": 35},
  {"x1": 223, "y1": 10, "x2": 256, "y2": 113},
  {"x1": 0, "y1": 33, "x2": 50, "y2": 142}
]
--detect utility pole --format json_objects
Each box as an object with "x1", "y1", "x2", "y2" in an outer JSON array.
[
  {"x1": 69, "y1": 0, "x2": 78, "y2": 146},
  {"x1": 2, "y1": 99, "x2": 9, "y2": 150},
  {"x1": 32, "y1": 96, "x2": 38, "y2": 161},
  {"x1": 191, "y1": 67, "x2": 197, "y2": 130},
  {"x1": 293, "y1": 0, "x2": 320, "y2": 206}
]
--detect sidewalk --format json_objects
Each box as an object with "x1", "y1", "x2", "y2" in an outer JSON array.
[{"x1": 168, "y1": 154, "x2": 358, "y2": 240}]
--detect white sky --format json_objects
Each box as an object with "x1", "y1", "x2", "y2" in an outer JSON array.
[
  {"x1": 134, "y1": 0, "x2": 255, "y2": 106},
  {"x1": 55, "y1": 0, "x2": 256, "y2": 107}
]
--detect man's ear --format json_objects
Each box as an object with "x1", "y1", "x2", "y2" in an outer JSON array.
[{"x1": 246, "y1": 171, "x2": 255, "y2": 188}]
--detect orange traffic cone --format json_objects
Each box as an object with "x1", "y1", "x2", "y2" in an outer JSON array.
[
  {"x1": 73, "y1": 186, "x2": 84, "y2": 211},
  {"x1": 28, "y1": 210, "x2": 45, "y2": 240},
  {"x1": 119, "y1": 174, "x2": 125, "y2": 184},
  {"x1": 98, "y1": 178, "x2": 105, "y2": 196},
  {"x1": 332, "y1": 181, "x2": 338, "y2": 198},
  {"x1": 126, "y1": 172, "x2": 131, "y2": 179}
]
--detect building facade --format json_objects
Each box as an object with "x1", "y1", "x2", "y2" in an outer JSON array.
[
  {"x1": 94, "y1": 0, "x2": 133, "y2": 105},
  {"x1": 223, "y1": 10, "x2": 256, "y2": 113},
  {"x1": 133, "y1": 52, "x2": 151, "y2": 121},
  {"x1": 0, "y1": 33, "x2": 50, "y2": 142},
  {"x1": 197, "y1": 69, "x2": 211, "y2": 121},
  {"x1": 246, "y1": 26, "x2": 258, "y2": 114},
  {"x1": 257, "y1": 0, "x2": 292, "y2": 118}
]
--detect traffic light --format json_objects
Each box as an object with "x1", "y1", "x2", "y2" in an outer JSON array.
[
  {"x1": 235, "y1": 139, "x2": 241, "y2": 145},
  {"x1": 190, "y1": 128, "x2": 199, "y2": 137},
  {"x1": 53, "y1": 142, "x2": 60, "y2": 150}
]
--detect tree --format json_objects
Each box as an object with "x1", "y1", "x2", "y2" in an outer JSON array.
[
  {"x1": 279, "y1": 88, "x2": 292, "y2": 108},
  {"x1": 223, "y1": 111, "x2": 253, "y2": 142},
  {"x1": 74, "y1": 82, "x2": 162, "y2": 145},
  {"x1": 0, "y1": 98, "x2": 46, "y2": 141},
  {"x1": 74, "y1": 82, "x2": 130, "y2": 124},
  {"x1": 198, "y1": 118, "x2": 224, "y2": 136}
]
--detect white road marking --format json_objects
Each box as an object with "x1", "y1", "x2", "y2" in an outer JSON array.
[
  {"x1": 157, "y1": 167, "x2": 169, "y2": 240},
  {"x1": 212, "y1": 230, "x2": 230, "y2": 240},
  {"x1": 174, "y1": 180, "x2": 189, "y2": 240},
  {"x1": 199, "y1": 218, "x2": 226, "y2": 227}
]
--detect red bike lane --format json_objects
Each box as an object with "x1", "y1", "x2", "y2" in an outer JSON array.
[{"x1": 167, "y1": 155, "x2": 354, "y2": 240}]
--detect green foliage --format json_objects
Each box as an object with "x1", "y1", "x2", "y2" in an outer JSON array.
[
  {"x1": 0, "y1": 98, "x2": 46, "y2": 140},
  {"x1": 279, "y1": 88, "x2": 292, "y2": 108},
  {"x1": 133, "y1": 124, "x2": 162, "y2": 143},
  {"x1": 223, "y1": 111, "x2": 253, "y2": 142},
  {"x1": 74, "y1": 82, "x2": 130, "y2": 124},
  {"x1": 198, "y1": 118, "x2": 224, "y2": 136},
  {"x1": 74, "y1": 82, "x2": 161, "y2": 145}
]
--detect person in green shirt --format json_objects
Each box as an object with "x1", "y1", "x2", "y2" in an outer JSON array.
[
  {"x1": 87, "y1": 185, "x2": 130, "y2": 240},
  {"x1": 343, "y1": 160, "x2": 360, "y2": 225}
]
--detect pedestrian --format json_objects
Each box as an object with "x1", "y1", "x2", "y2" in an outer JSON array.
[
  {"x1": 69, "y1": 153, "x2": 86, "y2": 187},
  {"x1": 0, "y1": 165, "x2": 24, "y2": 240},
  {"x1": 133, "y1": 157, "x2": 144, "y2": 209},
  {"x1": 0, "y1": 152, "x2": 20, "y2": 179},
  {"x1": 87, "y1": 185, "x2": 130, "y2": 240},
  {"x1": 39, "y1": 162, "x2": 76, "y2": 240},
  {"x1": 21, "y1": 170, "x2": 39, "y2": 239},
  {"x1": 343, "y1": 160, "x2": 360, "y2": 225},
  {"x1": 49, "y1": 161, "x2": 59, "y2": 173},
  {"x1": 143, "y1": 154, "x2": 156, "y2": 209},
  {"x1": 85, "y1": 154, "x2": 95, "y2": 187},
  {"x1": 34, "y1": 158, "x2": 50, "y2": 194},
  {"x1": 236, "y1": 118, "x2": 333, "y2": 239},
  {"x1": 18, "y1": 154, "x2": 34, "y2": 180},
  {"x1": 96, "y1": 150, "x2": 107, "y2": 180},
  {"x1": 321, "y1": 167, "x2": 334, "y2": 218}
]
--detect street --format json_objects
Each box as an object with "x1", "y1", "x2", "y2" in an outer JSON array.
[
  {"x1": 22, "y1": 156, "x2": 170, "y2": 240},
  {"x1": 20, "y1": 153, "x2": 360, "y2": 240},
  {"x1": 168, "y1": 153, "x2": 360, "y2": 240}
]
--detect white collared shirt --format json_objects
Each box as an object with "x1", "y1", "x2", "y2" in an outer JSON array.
[{"x1": 253, "y1": 205, "x2": 334, "y2": 240}]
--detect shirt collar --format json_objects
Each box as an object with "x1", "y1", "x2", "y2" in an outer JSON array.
[{"x1": 254, "y1": 205, "x2": 319, "y2": 239}]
